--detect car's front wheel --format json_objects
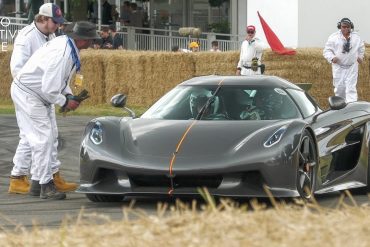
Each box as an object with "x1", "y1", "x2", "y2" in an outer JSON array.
[
  {"x1": 297, "y1": 130, "x2": 317, "y2": 200},
  {"x1": 86, "y1": 194, "x2": 125, "y2": 202}
]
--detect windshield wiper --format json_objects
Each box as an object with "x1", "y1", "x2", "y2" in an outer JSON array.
[{"x1": 195, "y1": 83, "x2": 223, "y2": 120}]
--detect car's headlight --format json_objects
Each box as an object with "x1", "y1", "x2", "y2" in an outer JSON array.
[
  {"x1": 90, "y1": 121, "x2": 103, "y2": 145},
  {"x1": 264, "y1": 125, "x2": 287, "y2": 148}
]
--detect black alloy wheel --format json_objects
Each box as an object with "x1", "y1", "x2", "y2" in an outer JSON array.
[{"x1": 297, "y1": 130, "x2": 317, "y2": 200}]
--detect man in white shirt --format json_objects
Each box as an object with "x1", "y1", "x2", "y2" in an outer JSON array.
[
  {"x1": 236, "y1": 25, "x2": 264, "y2": 76},
  {"x1": 9, "y1": 3, "x2": 79, "y2": 196},
  {"x1": 11, "y1": 3, "x2": 63, "y2": 78},
  {"x1": 323, "y1": 18, "x2": 365, "y2": 103},
  {"x1": 10, "y1": 21, "x2": 99, "y2": 200}
]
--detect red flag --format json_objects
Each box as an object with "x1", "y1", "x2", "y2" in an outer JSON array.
[{"x1": 257, "y1": 11, "x2": 296, "y2": 55}]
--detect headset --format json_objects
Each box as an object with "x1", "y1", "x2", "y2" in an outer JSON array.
[{"x1": 337, "y1": 18, "x2": 354, "y2": 29}]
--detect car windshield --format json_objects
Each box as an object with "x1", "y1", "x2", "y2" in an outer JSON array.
[{"x1": 141, "y1": 85, "x2": 301, "y2": 120}]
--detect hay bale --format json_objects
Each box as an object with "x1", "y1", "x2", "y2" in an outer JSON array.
[
  {"x1": 1, "y1": 48, "x2": 370, "y2": 110},
  {"x1": 104, "y1": 50, "x2": 143, "y2": 105},
  {"x1": 0, "y1": 50, "x2": 13, "y2": 101},
  {"x1": 104, "y1": 51, "x2": 195, "y2": 106},
  {"x1": 77, "y1": 49, "x2": 106, "y2": 105},
  {"x1": 194, "y1": 51, "x2": 238, "y2": 76},
  {"x1": 141, "y1": 52, "x2": 194, "y2": 105},
  {"x1": 178, "y1": 27, "x2": 202, "y2": 37}
]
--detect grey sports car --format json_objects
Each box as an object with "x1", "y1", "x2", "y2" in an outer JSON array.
[{"x1": 77, "y1": 75, "x2": 370, "y2": 202}]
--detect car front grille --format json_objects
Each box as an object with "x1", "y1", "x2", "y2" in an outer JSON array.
[{"x1": 129, "y1": 174, "x2": 223, "y2": 189}]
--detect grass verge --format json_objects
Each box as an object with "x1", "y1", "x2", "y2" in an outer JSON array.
[{"x1": 0, "y1": 100, "x2": 148, "y2": 117}]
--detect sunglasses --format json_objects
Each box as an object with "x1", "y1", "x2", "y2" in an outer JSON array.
[{"x1": 247, "y1": 31, "x2": 255, "y2": 34}]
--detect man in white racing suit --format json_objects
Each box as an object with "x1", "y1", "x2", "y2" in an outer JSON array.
[
  {"x1": 236, "y1": 25, "x2": 265, "y2": 76},
  {"x1": 10, "y1": 21, "x2": 99, "y2": 200},
  {"x1": 9, "y1": 3, "x2": 78, "y2": 196},
  {"x1": 323, "y1": 18, "x2": 365, "y2": 103}
]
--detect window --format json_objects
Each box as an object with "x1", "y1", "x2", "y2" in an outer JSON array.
[
  {"x1": 287, "y1": 89, "x2": 317, "y2": 118},
  {"x1": 142, "y1": 85, "x2": 301, "y2": 121}
]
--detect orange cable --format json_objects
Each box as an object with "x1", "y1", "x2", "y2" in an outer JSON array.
[{"x1": 167, "y1": 78, "x2": 225, "y2": 194}]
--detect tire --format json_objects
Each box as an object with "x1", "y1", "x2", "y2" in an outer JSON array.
[
  {"x1": 86, "y1": 194, "x2": 125, "y2": 202},
  {"x1": 296, "y1": 130, "x2": 318, "y2": 200}
]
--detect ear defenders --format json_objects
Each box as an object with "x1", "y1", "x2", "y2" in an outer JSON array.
[{"x1": 337, "y1": 18, "x2": 354, "y2": 29}]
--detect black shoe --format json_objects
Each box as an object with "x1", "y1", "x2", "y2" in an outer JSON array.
[
  {"x1": 29, "y1": 180, "x2": 41, "y2": 196},
  {"x1": 40, "y1": 180, "x2": 66, "y2": 200}
]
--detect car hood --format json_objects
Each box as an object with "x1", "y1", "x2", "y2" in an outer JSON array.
[{"x1": 120, "y1": 118, "x2": 285, "y2": 159}]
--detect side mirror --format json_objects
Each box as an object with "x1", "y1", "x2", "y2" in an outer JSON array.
[
  {"x1": 110, "y1": 93, "x2": 136, "y2": 118},
  {"x1": 111, "y1": 94, "x2": 127, "y2": 108},
  {"x1": 328, "y1": 96, "x2": 346, "y2": 110}
]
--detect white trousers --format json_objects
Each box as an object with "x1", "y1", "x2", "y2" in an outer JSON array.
[
  {"x1": 332, "y1": 63, "x2": 358, "y2": 103},
  {"x1": 241, "y1": 67, "x2": 261, "y2": 76},
  {"x1": 11, "y1": 83, "x2": 60, "y2": 184}
]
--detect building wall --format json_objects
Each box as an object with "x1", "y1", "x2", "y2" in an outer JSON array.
[
  {"x1": 235, "y1": 0, "x2": 247, "y2": 40},
  {"x1": 245, "y1": 0, "x2": 298, "y2": 48},
  {"x1": 298, "y1": 0, "x2": 370, "y2": 47},
  {"x1": 236, "y1": 0, "x2": 370, "y2": 48}
]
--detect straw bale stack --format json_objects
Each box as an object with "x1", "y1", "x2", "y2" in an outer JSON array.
[
  {"x1": 103, "y1": 51, "x2": 195, "y2": 106},
  {"x1": 1, "y1": 48, "x2": 370, "y2": 109},
  {"x1": 0, "y1": 51, "x2": 12, "y2": 101},
  {"x1": 194, "y1": 51, "x2": 238, "y2": 76},
  {"x1": 141, "y1": 52, "x2": 194, "y2": 105},
  {"x1": 103, "y1": 50, "x2": 142, "y2": 105},
  {"x1": 78, "y1": 50, "x2": 106, "y2": 104}
]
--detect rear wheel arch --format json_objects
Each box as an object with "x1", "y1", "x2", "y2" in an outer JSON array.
[{"x1": 305, "y1": 126, "x2": 319, "y2": 159}]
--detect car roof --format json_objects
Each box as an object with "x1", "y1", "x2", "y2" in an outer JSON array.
[{"x1": 179, "y1": 75, "x2": 304, "y2": 90}]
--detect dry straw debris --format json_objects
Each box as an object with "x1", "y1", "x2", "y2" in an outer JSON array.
[{"x1": 0, "y1": 192, "x2": 370, "y2": 247}]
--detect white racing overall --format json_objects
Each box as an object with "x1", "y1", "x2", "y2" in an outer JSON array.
[
  {"x1": 323, "y1": 30, "x2": 365, "y2": 102},
  {"x1": 11, "y1": 36, "x2": 76, "y2": 184},
  {"x1": 10, "y1": 22, "x2": 57, "y2": 180}
]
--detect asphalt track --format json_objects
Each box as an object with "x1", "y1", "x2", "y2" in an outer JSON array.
[
  {"x1": 0, "y1": 115, "x2": 369, "y2": 230},
  {"x1": 0, "y1": 114, "x2": 155, "y2": 230}
]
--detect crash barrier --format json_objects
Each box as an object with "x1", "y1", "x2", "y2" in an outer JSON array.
[{"x1": 1, "y1": 48, "x2": 370, "y2": 108}]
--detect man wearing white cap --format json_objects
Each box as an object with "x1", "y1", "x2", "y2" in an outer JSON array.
[
  {"x1": 11, "y1": 3, "x2": 64, "y2": 78},
  {"x1": 9, "y1": 3, "x2": 78, "y2": 196},
  {"x1": 10, "y1": 21, "x2": 99, "y2": 200},
  {"x1": 236, "y1": 25, "x2": 265, "y2": 76},
  {"x1": 323, "y1": 18, "x2": 365, "y2": 102}
]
